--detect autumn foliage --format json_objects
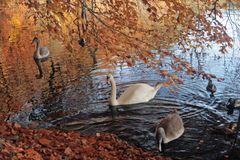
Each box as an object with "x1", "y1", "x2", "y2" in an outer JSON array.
[
  {"x1": 13, "y1": 0, "x2": 238, "y2": 85},
  {"x1": 0, "y1": 122, "x2": 170, "y2": 160}
]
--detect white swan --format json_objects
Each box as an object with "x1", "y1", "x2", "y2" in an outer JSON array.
[
  {"x1": 155, "y1": 110, "x2": 184, "y2": 152},
  {"x1": 107, "y1": 74, "x2": 162, "y2": 106},
  {"x1": 32, "y1": 37, "x2": 50, "y2": 60}
]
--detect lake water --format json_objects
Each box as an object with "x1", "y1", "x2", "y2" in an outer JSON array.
[{"x1": 1, "y1": 6, "x2": 240, "y2": 160}]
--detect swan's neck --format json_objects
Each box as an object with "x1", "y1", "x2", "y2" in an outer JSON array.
[
  {"x1": 157, "y1": 127, "x2": 167, "y2": 143},
  {"x1": 109, "y1": 78, "x2": 118, "y2": 106},
  {"x1": 155, "y1": 83, "x2": 162, "y2": 91}
]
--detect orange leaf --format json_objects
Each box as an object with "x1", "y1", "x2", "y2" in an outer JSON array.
[
  {"x1": 64, "y1": 147, "x2": 73, "y2": 155},
  {"x1": 13, "y1": 123, "x2": 21, "y2": 129},
  {"x1": 159, "y1": 70, "x2": 168, "y2": 76},
  {"x1": 25, "y1": 149, "x2": 43, "y2": 160},
  {"x1": 162, "y1": 81, "x2": 170, "y2": 87},
  {"x1": 81, "y1": 138, "x2": 87, "y2": 145},
  {"x1": 39, "y1": 138, "x2": 51, "y2": 146}
]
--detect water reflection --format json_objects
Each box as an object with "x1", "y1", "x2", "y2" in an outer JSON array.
[{"x1": 34, "y1": 59, "x2": 44, "y2": 79}]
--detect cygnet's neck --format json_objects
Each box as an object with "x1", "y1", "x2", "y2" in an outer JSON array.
[{"x1": 157, "y1": 127, "x2": 167, "y2": 143}]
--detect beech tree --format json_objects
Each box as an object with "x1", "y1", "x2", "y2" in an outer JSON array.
[{"x1": 18, "y1": 0, "x2": 238, "y2": 86}]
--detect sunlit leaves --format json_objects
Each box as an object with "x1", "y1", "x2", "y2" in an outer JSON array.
[{"x1": 18, "y1": 0, "x2": 234, "y2": 85}]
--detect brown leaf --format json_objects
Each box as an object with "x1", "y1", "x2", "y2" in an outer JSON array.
[
  {"x1": 0, "y1": 125, "x2": 8, "y2": 134},
  {"x1": 162, "y1": 81, "x2": 170, "y2": 87},
  {"x1": 81, "y1": 138, "x2": 87, "y2": 145},
  {"x1": 11, "y1": 128, "x2": 17, "y2": 135},
  {"x1": 25, "y1": 149, "x2": 43, "y2": 160},
  {"x1": 13, "y1": 123, "x2": 21, "y2": 129},
  {"x1": 39, "y1": 138, "x2": 51, "y2": 146},
  {"x1": 159, "y1": 70, "x2": 168, "y2": 76},
  {"x1": 217, "y1": 77, "x2": 225, "y2": 81},
  {"x1": 64, "y1": 147, "x2": 73, "y2": 155}
]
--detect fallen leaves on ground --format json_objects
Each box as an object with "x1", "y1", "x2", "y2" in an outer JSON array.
[{"x1": 0, "y1": 122, "x2": 170, "y2": 160}]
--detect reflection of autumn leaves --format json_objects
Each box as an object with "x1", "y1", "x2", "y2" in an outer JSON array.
[
  {"x1": 0, "y1": 0, "x2": 234, "y2": 87},
  {"x1": 20, "y1": 0, "x2": 234, "y2": 85},
  {"x1": 0, "y1": 122, "x2": 169, "y2": 160},
  {"x1": 0, "y1": 3, "x2": 51, "y2": 121}
]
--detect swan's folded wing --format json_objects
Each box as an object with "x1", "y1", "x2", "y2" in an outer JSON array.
[
  {"x1": 164, "y1": 114, "x2": 184, "y2": 139},
  {"x1": 117, "y1": 83, "x2": 156, "y2": 105}
]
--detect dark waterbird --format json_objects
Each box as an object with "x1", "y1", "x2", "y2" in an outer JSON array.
[
  {"x1": 206, "y1": 78, "x2": 216, "y2": 97},
  {"x1": 226, "y1": 98, "x2": 240, "y2": 150}
]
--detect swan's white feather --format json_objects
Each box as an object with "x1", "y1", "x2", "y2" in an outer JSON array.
[
  {"x1": 108, "y1": 74, "x2": 161, "y2": 106},
  {"x1": 117, "y1": 83, "x2": 157, "y2": 105}
]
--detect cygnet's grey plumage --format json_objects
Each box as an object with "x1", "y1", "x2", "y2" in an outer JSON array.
[{"x1": 155, "y1": 110, "x2": 184, "y2": 152}]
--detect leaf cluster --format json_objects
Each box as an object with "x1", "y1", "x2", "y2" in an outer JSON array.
[
  {"x1": 20, "y1": 0, "x2": 234, "y2": 85},
  {"x1": 0, "y1": 122, "x2": 169, "y2": 160}
]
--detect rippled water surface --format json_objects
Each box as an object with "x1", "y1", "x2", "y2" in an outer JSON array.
[{"x1": 1, "y1": 8, "x2": 240, "y2": 159}]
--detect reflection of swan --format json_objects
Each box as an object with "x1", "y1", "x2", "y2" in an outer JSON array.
[
  {"x1": 88, "y1": 47, "x2": 98, "y2": 65},
  {"x1": 34, "y1": 60, "x2": 43, "y2": 79},
  {"x1": 206, "y1": 78, "x2": 216, "y2": 96},
  {"x1": 32, "y1": 37, "x2": 50, "y2": 60},
  {"x1": 155, "y1": 110, "x2": 184, "y2": 152},
  {"x1": 107, "y1": 74, "x2": 162, "y2": 106},
  {"x1": 32, "y1": 37, "x2": 50, "y2": 78}
]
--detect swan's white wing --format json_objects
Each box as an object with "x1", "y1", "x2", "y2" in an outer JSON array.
[{"x1": 117, "y1": 83, "x2": 156, "y2": 105}]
